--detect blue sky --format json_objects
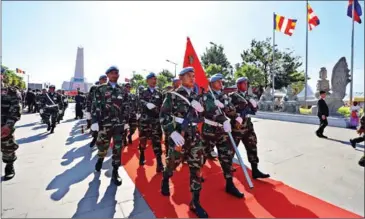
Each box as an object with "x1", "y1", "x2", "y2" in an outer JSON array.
[{"x1": 2, "y1": 1, "x2": 364, "y2": 94}]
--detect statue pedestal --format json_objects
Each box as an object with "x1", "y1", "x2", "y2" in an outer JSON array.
[{"x1": 282, "y1": 100, "x2": 300, "y2": 113}]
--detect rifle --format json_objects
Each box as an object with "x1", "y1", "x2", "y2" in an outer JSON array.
[{"x1": 208, "y1": 85, "x2": 254, "y2": 189}]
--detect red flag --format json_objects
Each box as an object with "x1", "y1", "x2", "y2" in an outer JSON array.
[{"x1": 183, "y1": 37, "x2": 209, "y2": 93}]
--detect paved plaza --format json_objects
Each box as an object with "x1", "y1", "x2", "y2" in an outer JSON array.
[{"x1": 1, "y1": 104, "x2": 364, "y2": 218}]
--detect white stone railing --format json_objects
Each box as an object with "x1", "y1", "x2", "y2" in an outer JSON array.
[{"x1": 253, "y1": 111, "x2": 349, "y2": 128}]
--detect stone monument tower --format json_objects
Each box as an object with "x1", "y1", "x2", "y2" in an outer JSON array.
[{"x1": 62, "y1": 46, "x2": 92, "y2": 92}]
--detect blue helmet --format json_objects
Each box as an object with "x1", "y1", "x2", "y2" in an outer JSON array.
[{"x1": 105, "y1": 66, "x2": 119, "y2": 74}]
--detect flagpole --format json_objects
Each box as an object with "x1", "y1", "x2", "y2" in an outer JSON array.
[
  {"x1": 304, "y1": 0, "x2": 309, "y2": 108},
  {"x1": 272, "y1": 12, "x2": 276, "y2": 96},
  {"x1": 349, "y1": 1, "x2": 355, "y2": 106}
]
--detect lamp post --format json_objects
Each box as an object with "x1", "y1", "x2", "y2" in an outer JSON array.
[{"x1": 166, "y1": 60, "x2": 177, "y2": 77}]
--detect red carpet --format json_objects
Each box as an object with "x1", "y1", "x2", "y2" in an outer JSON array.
[{"x1": 117, "y1": 134, "x2": 362, "y2": 218}]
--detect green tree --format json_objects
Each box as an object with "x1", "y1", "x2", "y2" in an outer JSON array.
[
  {"x1": 1, "y1": 65, "x2": 26, "y2": 89},
  {"x1": 205, "y1": 64, "x2": 223, "y2": 77},
  {"x1": 157, "y1": 74, "x2": 170, "y2": 89},
  {"x1": 234, "y1": 64, "x2": 266, "y2": 87},
  {"x1": 130, "y1": 73, "x2": 147, "y2": 89},
  {"x1": 159, "y1": 69, "x2": 175, "y2": 82},
  {"x1": 201, "y1": 43, "x2": 232, "y2": 77},
  {"x1": 240, "y1": 37, "x2": 304, "y2": 89}
]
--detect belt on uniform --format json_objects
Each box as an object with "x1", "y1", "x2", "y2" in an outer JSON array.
[
  {"x1": 204, "y1": 118, "x2": 223, "y2": 127},
  {"x1": 173, "y1": 116, "x2": 197, "y2": 126}
]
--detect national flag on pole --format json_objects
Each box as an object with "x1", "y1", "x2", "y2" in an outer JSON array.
[
  {"x1": 16, "y1": 68, "x2": 25, "y2": 74},
  {"x1": 183, "y1": 37, "x2": 209, "y2": 93},
  {"x1": 273, "y1": 13, "x2": 297, "y2": 36},
  {"x1": 347, "y1": 0, "x2": 362, "y2": 24},
  {"x1": 307, "y1": 3, "x2": 320, "y2": 30}
]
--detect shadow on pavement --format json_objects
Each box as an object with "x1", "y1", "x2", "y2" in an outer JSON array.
[
  {"x1": 66, "y1": 120, "x2": 89, "y2": 145},
  {"x1": 32, "y1": 124, "x2": 48, "y2": 130},
  {"x1": 46, "y1": 143, "x2": 99, "y2": 201},
  {"x1": 72, "y1": 173, "x2": 118, "y2": 218},
  {"x1": 15, "y1": 121, "x2": 38, "y2": 128},
  {"x1": 16, "y1": 132, "x2": 49, "y2": 144}
]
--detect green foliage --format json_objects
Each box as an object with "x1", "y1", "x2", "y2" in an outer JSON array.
[
  {"x1": 159, "y1": 69, "x2": 175, "y2": 82},
  {"x1": 240, "y1": 38, "x2": 305, "y2": 89},
  {"x1": 205, "y1": 64, "x2": 223, "y2": 77},
  {"x1": 337, "y1": 106, "x2": 364, "y2": 118},
  {"x1": 201, "y1": 43, "x2": 232, "y2": 77},
  {"x1": 130, "y1": 73, "x2": 147, "y2": 89},
  {"x1": 234, "y1": 64, "x2": 266, "y2": 87},
  {"x1": 157, "y1": 74, "x2": 171, "y2": 90},
  {"x1": 1, "y1": 65, "x2": 26, "y2": 89}
]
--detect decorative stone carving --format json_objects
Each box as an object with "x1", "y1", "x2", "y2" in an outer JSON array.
[
  {"x1": 281, "y1": 85, "x2": 300, "y2": 113},
  {"x1": 312, "y1": 57, "x2": 351, "y2": 116},
  {"x1": 315, "y1": 67, "x2": 331, "y2": 98},
  {"x1": 258, "y1": 87, "x2": 274, "y2": 111}
]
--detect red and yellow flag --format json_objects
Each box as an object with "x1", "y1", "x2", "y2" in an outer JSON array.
[{"x1": 273, "y1": 13, "x2": 297, "y2": 36}]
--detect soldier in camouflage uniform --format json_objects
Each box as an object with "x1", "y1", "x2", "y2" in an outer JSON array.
[
  {"x1": 1, "y1": 78, "x2": 22, "y2": 180},
  {"x1": 350, "y1": 115, "x2": 365, "y2": 167},
  {"x1": 90, "y1": 66, "x2": 129, "y2": 186},
  {"x1": 40, "y1": 85, "x2": 64, "y2": 133},
  {"x1": 138, "y1": 73, "x2": 164, "y2": 172},
  {"x1": 228, "y1": 77, "x2": 270, "y2": 179},
  {"x1": 160, "y1": 67, "x2": 208, "y2": 218},
  {"x1": 201, "y1": 74, "x2": 244, "y2": 198},
  {"x1": 123, "y1": 82, "x2": 139, "y2": 145},
  {"x1": 86, "y1": 75, "x2": 107, "y2": 129},
  {"x1": 56, "y1": 89, "x2": 67, "y2": 123}
]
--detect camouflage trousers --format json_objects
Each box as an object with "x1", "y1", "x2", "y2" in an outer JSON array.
[
  {"x1": 96, "y1": 124, "x2": 124, "y2": 167},
  {"x1": 232, "y1": 128, "x2": 259, "y2": 164},
  {"x1": 44, "y1": 108, "x2": 58, "y2": 127},
  {"x1": 164, "y1": 129, "x2": 205, "y2": 192},
  {"x1": 1, "y1": 126, "x2": 19, "y2": 164},
  {"x1": 124, "y1": 115, "x2": 138, "y2": 140},
  {"x1": 202, "y1": 126, "x2": 235, "y2": 179},
  {"x1": 139, "y1": 119, "x2": 162, "y2": 156}
]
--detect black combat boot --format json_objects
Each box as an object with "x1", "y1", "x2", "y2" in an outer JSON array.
[
  {"x1": 89, "y1": 136, "x2": 97, "y2": 148},
  {"x1": 359, "y1": 156, "x2": 365, "y2": 167},
  {"x1": 111, "y1": 165, "x2": 122, "y2": 186},
  {"x1": 251, "y1": 163, "x2": 270, "y2": 179},
  {"x1": 95, "y1": 158, "x2": 104, "y2": 172},
  {"x1": 4, "y1": 163, "x2": 15, "y2": 180},
  {"x1": 139, "y1": 149, "x2": 145, "y2": 166},
  {"x1": 50, "y1": 125, "x2": 55, "y2": 133},
  {"x1": 127, "y1": 134, "x2": 133, "y2": 145},
  {"x1": 189, "y1": 191, "x2": 209, "y2": 218},
  {"x1": 47, "y1": 123, "x2": 51, "y2": 131},
  {"x1": 161, "y1": 173, "x2": 170, "y2": 196},
  {"x1": 225, "y1": 177, "x2": 244, "y2": 198},
  {"x1": 156, "y1": 156, "x2": 164, "y2": 173}
]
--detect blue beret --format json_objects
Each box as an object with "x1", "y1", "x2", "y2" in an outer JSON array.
[
  {"x1": 105, "y1": 66, "x2": 119, "y2": 74},
  {"x1": 99, "y1": 75, "x2": 107, "y2": 80},
  {"x1": 209, "y1": 73, "x2": 223, "y2": 83},
  {"x1": 172, "y1": 78, "x2": 181, "y2": 83},
  {"x1": 179, "y1": 67, "x2": 194, "y2": 76},
  {"x1": 236, "y1": 77, "x2": 248, "y2": 84},
  {"x1": 146, "y1": 72, "x2": 156, "y2": 80}
]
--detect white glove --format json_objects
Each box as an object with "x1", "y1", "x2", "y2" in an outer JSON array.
[
  {"x1": 214, "y1": 100, "x2": 224, "y2": 108},
  {"x1": 85, "y1": 112, "x2": 91, "y2": 120},
  {"x1": 124, "y1": 124, "x2": 130, "y2": 130},
  {"x1": 91, "y1": 123, "x2": 99, "y2": 131},
  {"x1": 136, "y1": 113, "x2": 141, "y2": 120},
  {"x1": 249, "y1": 98, "x2": 257, "y2": 108},
  {"x1": 235, "y1": 117, "x2": 243, "y2": 124},
  {"x1": 223, "y1": 120, "x2": 232, "y2": 133},
  {"x1": 39, "y1": 109, "x2": 44, "y2": 114},
  {"x1": 170, "y1": 131, "x2": 185, "y2": 146},
  {"x1": 146, "y1": 103, "x2": 156, "y2": 110},
  {"x1": 191, "y1": 100, "x2": 204, "y2": 112},
  {"x1": 58, "y1": 110, "x2": 63, "y2": 114}
]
